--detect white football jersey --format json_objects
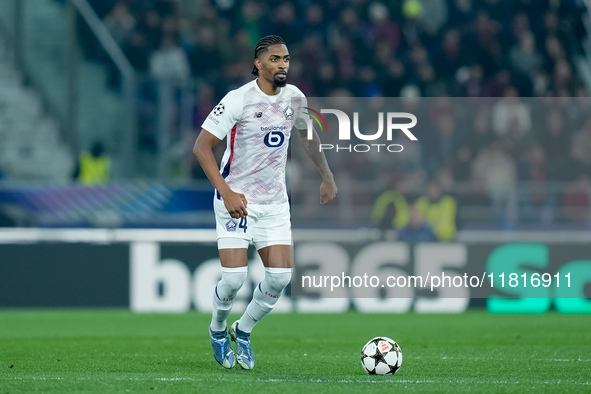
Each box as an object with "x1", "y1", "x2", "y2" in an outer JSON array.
[{"x1": 201, "y1": 79, "x2": 308, "y2": 205}]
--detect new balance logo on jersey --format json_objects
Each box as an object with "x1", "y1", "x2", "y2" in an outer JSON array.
[{"x1": 254, "y1": 112, "x2": 263, "y2": 118}]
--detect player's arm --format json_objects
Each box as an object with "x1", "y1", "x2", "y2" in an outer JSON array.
[
  {"x1": 193, "y1": 130, "x2": 248, "y2": 218},
  {"x1": 296, "y1": 127, "x2": 338, "y2": 204}
]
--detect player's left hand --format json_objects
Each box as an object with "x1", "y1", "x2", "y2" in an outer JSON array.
[{"x1": 320, "y1": 177, "x2": 337, "y2": 204}]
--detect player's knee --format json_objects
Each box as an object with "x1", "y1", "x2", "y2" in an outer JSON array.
[
  {"x1": 220, "y1": 268, "x2": 248, "y2": 292},
  {"x1": 265, "y1": 268, "x2": 292, "y2": 293}
]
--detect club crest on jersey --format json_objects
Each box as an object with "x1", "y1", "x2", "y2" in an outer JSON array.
[
  {"x1": 225, "y1": 219, "x2": 237, "y2": 231},
  {"x1": 254, "y1": 111, "x2": 263, "y2": 118},
  {"x1": 284, "y1": 105, "x2": 293, "y2": 120},
  {"x1": 213, "y1": 103, "x2": 225, "y2": 116}
]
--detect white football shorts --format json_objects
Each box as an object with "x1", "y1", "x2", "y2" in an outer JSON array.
[{"x1": 214, "y1": 197, "x2": 292, "y2": 250}]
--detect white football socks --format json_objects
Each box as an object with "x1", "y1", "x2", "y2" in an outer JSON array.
[
  {"x1": 210, "y1": 266, "x2": 248, "y2": 332},
  {"x1": 238, "y1": 267, "x2": 292, "y2": 333}
]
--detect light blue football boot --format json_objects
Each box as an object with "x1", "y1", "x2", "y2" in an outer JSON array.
[
  {"x1": 210, "y1": 328, "x2": 236, "y2": 369},
  {"x1": 229, "y1": 321, "x2": 255, "y2": 370}
]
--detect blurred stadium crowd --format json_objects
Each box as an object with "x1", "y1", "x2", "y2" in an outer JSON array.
[
  {"x1": 1, "y1": 0, "x2": 590, "y2": 231},
  {"x1": 82, "y1": 0, "x2": 591, "y2": 228},
  {"x1": 89, "y1": 0, "x2": 586, "y2": 98}
]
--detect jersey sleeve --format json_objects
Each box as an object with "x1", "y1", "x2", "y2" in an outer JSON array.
[
  {"x1": 201, "y1": 90, "x2": 243, "y2": 139},
  {"x1": 292, "y1": 92, "x2": 309, "y2": 130}
]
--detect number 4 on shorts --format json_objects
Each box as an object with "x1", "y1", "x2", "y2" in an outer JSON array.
[{"x1": 239, "y1": 217, "x2": 247, "y2": 233}]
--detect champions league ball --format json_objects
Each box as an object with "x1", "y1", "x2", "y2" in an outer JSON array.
[{"x1": 360, "y1": 337, "x2": 403, "y2": 375}]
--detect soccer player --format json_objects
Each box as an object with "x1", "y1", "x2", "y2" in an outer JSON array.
[{"x1": 193, "y1": 35, "x2": 337, "y2": 370}]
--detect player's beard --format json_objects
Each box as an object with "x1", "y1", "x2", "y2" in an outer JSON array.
[{"x1": 273, "y1": 73, "x2": 288, "y2": 88}]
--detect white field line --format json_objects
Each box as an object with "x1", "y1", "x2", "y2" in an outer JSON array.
[
  {"x1": 411, "y1": 356, "x2": 590, "y2": 362},
  {"x1": 8, "y1": 376, "x2": 591, "y2": 385}
]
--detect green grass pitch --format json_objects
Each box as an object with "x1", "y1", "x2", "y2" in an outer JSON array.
[{"x1": 1, "y1": 310, "x2": 590, "y2": 392}]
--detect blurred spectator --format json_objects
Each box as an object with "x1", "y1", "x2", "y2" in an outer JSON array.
[
  {"x1": 448, "y1": 0, "x2": 476, "y2": 27},
  {"x1": 453, "y1": 145, "x2": 473, "y2": 183},
  {"x1": 123, "y1": 31, "x2": 150, "y2": 72},
  {"x1": 544, "y1": 35, "x2": 566, "y2": 67},
  {"x1": 571, "y1": 116, "x2": 591, "y2": 171},
  {"x1": 491, "y1": 87, "x2": 532, "y2": 141},
  {"x1": 549, "y1": 144, "x2": 586, "y2": 183},
  {"x1": 104, "y1": 2, "x2": 136, "y2": 46},
  {"x1": 74, "y1": 142, "x2": 111, "y2": 186},
  {"x1": 233, "y1": 29, "x2": 256, "y2": 63},
  {"x1": 551, "y1": 59, "x2": 575, "y2": 95},
  {"x1": 149, "y1": 36, "x2": 190, "y2": 84},
  {"x1": 177, "y1": 17, "x2": 196, "y2": 53},
  {"x1": 390, "y1": 132, "x2": 423, "y2": 180},
  {"x1": 377, "y1": 45, "x2": 406, "y2": 96},
  {"x1": 237, "y1": 2, "x2": 258, "y2": 44},
  {"x1": 303, "y1": 4, "x2": 326, "y2": 43},
  {"x1": 423, "y1": 112, "x2": 461, "y2": 177},
  {"x1": 435, "y1": 168, "x2": 454, "y2": 195},
  {"x1": 189, "y1": 26, "x2": 222, "y2": 80},
  {"x1": 487, "y1": 70, "x2": 513, "y2": 97},
  {"x1": 457, "y1": 64, "x2": 486, "y2": 97},
  {"x1": 415, "y1": 62, "x2": 439, "y2": 96},
  {"x1": 414, "y1": 179, "x2": 457, "y2": 241},
  {"x1": 518, "y1": 143, "x2": 549, "y2": 208},
  {"x1": 435, "y1": 29, "x2": 464, "y2": 81},
  {"x1": 541, "y1": 109, "x2": 569, "y2": 162},
  {"x1": 415, "y1": 0, "x2": 448, "y2": 37},
  {"x1": 560, "y1": 173, "x2": 591, "y2": 223},
  {"x1": 471, "y1": 12, "x2": 503, "y2": 76},
  {"x1": 366, "y1": 2, "x2": 400, "y2": 48},
  {"x1": 329, "y1": 7, "x2": 365, "y2": 56},
  {"x1": 471, "y1": 140, "x2": 517, "y2": 224},
  {"x1": 397, "y1": 205, "x2": 437, "y2": 242},
  {"x1": 454, "y1": 106, "x2": 493, "y2": 181},
  {"x1": 153, "y1": 0, "x2": 179, "y2": 18},
  {"x1": 372, "y1": 187, "x2": 410, "y2": 231},
  {"x1": 137, "y1": 10, "x2": 162, "y2": 49},
  {"x1": 566, "y1": 90, "x2": 591, "y2": 130},
  {"x1": 468, "y1": 106, "x2": 494, "y2": 152},
  {"x1": 193, "y1": 83, "x2": 216, "y2": 129},
  {"x1": 269, "y1": 2, "x2": 299, "y2": 44},
  {"x1": 509, "y1": 30, "x2": 543, "y2": 78}
]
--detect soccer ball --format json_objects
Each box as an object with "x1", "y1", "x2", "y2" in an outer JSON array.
[{"x1": 360, "y1": 336, "x2": 403, "y2": 375}]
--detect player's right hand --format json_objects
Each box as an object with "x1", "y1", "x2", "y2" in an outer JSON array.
[
  {"x1": 222, "y1": 191, "x2": 248, "y2": 218},
  {"x1": 320, "y1": 177, "x2": 338, "y2": 204}
]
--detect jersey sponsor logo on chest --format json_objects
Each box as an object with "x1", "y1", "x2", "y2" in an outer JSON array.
[{"x1": 260, "y1": 125, "x2": 288, "y2": 132}]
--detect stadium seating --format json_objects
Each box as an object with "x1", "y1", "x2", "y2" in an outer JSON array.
[{"x1": 0, "y1": 34, "x2": 73, "y2": 181}]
